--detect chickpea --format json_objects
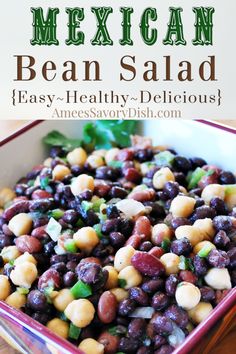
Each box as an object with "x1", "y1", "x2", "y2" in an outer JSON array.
[
  {"x1": 160, "y1": 253, "x2": 180, "y2": 275},
  {"x1": 110, "y1": 288, "x2": 129, "y2": 302},
  {"x1": 188, "y1": 302, "x2": 213, "y2": 324},
  {"x1": 193, "y1": 218, "x2": 215, "y2": 240},
  {"x1": 52, "y1": 165, "x2": 71, "y2": 181},
  {"x1": 103, "y1": 266, "x2": 118, "y2": 289},
  {"x1": 105, "y1": 148, "x2": 120, "y2": 164},
  {"x1": 170, "y1": 196, "x2": 196, "y2": 218},
  {"x1": 0, "y1": 275, "x2": 11, "y2": 300},
  {"x1": 1, "y1": 246, "x2": 21, "y2": 263},
  {"x1": 73, "y1": 227, "x2": 99, "y2": 254},
  {"x1": 43, "y1": 157, "x2": 53, "y2": 167},
  {"x1": 67, "y1": 147, "x2": 87, "y2": 166},
  {"x1": 193, "y1": 241, "x2": 216, "y2": 255},
  {"x1": 47, "y1": 318, "x2": 69, "y2": 339},
  {"x1": 0, "y1": 188, "x2": 16, "y2": 208},
  {"x1": 14, "y1": 252, "x2": 37, "y2": 266},
  {"x1": 79, "y1": 338, "x2": 104, "y2": 354},
  {"x1": 201, "y1": 184, "x2": 225, "y2": 204},
  {"x1": 64, "y1": 299, "x2": 95, "y2": 328},
  {"x1": 204, "y1": 268, "x2": 232, "y2": 290},
  {"x1": 118, "y1": 266, "x2": 142, "y2": 289},
  {"x1": 114, "y1": 245, "x2": 136, "y2": 272},
  {"x1": 179, "y1": 186, "x2": 188, "y2": 194},
  {"x1": 175, "y1": 225, "x2": 203, "y2": 246},
  {"x1": 53, "y1": 289, "x2": 74, "y2": 312},
  {"x1": 8, "y1": 213, "x2": 33, "y2": 237},
  {"x1": 5, "y1": 292, "x2": 26, "y2": 309},
  {"x1": 87, "y1": 155, "x2": 104, "y2": 169},
  {"x1": 225, "y1": 192, "x2": 236, "y2": 211},
  {"x1": 92, "y1": 149, "x2": 107, "y2": 158},
  {"x1": 151, "y1": 223, "x2": 172, "y2": 245},
  {"x1": 71, "y1": 174, "x2": 95, "y2": 196},
  {"x1": 10, "y1": 261, "x2": 38, "y2": 288},
  {"x1": 175, "y1": 282, "x2": 201, "y2": 310},
  {"x1": 153, "y1": 167, "x2": 175, "y2": 189}
]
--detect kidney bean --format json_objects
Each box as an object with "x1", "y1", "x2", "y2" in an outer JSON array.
[
  {"x1": 0, "y1": 233, "x2": 13, "y2": 248},
  {"x1": 207, "y1": 249, "x2": 230, "y2": 268},
  {"x1": 179, "y1": 270, "x2": 197, "y2": 284},
  {"x1": 98, "y1": 331, "x2": 120, "y2": 354},
  {"x1": 153, "y1": 315, "x2": 173, "y2": 335},
  {"x1": 154, "y1": 335, "x2": 167, "y2": 349},
  {"x1": 213, "y1": 216, "x2": 233, "y2": 232},
  {"x1": 98, "y1": 291, "x2": 117, "y2": 324},
  {"x1": 3, "y1": 200, "x2": 30, "y2": 221},
  {"x1": 129, "y1": 287, "x2": 149, "y2": 306},
  {"x1": 38, "y1": 269, "x2": 61, "y2": 290},
  {"x1": 149, "y1": 247, "x2": 164, "y2": 259},
  {"x1": 154, "y1": 344, "x2": 174, "y2": 354},
  {"x1": 25, "y1": 186, "x2": 40, "y2": 197},
  {"x1": 131, "y1": 251, "x2": 165, "y2": 277},
  {"x1": 124, "y1": 168, "x2": 141, "y2": 183},
  {"x1": 213, "y1": 231, "x2": 230, "y2": 249},
  {"x1": 200, "y1": 286, "x2": 215, "y2": 301},
  {"x1": 29, "y1": 199, "x2": 52, "y2": 213},
  {"x1": 94, "y1": 181, "x2": 111, "y2": 198},
  {"x1": 198, "y1": 174, "x2": 218, "y2": 188},
  {"x1": 109, "y1": 186, "x2": 128, "y2": 199},
  {"x1": 132, "y1": 216, "x2": 152, "y2": 240},
  {"x1": 31, "y1": 226, "x2": 47, "y2": 239},
  {"x1": 128, "y1": 189, "x2": 155, "y2": 202},
  {"x1": 118, "y1": 299, "x2": 136, "y2": 316},
  {"x1": 128, "y1": 318, "x2": 146, "y2": 339},
  {"x1": 165, "y1": 274, "x2": 179, "y2": 297},
  {"x1": 125, "y1": 234, "x2": 143, "y2": 249},
  {"x1": 27, "y1": 290, "x2": 48, "y2": 311},
  {"x1": 137, "y1": 347, "x2": 153, "y2": 354},
  {"x1": 32, "y1": 190, "x2": 53, "y2": 200},
  {"x1": 2, "y1": 224, "x2": 13, "y2": 237},
  {"x1": 165, "y1": 304, "x2": 188, "y2": 329},
  {"x1": 63, "y1": 271, "x2": 77, "y2": 287},
  {"x1": 215, "y1": 289, "x2": 231, "y2": 304},
  {"x1": 118, "y1": 337, "x2": 139, "y2": 353},
  {"x1": 142, "y1": 279, "x2": 164, "y2": 294},
  {"x1": 15, "y1": 235, "x2": 42, "y2": 253}
]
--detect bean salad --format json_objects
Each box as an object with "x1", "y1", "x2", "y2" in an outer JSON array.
[{"x1": 0, "y1": 133, "x2": 235, "y2": 354}]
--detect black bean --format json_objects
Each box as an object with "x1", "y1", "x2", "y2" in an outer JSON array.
[
  {"x1": 71, "y1": 165, "x2": 85, "y2": 176},
  {"x1": 62, "y1": 210, "x2": 78, "y2": 225},
  {"x1": 146, "y1": 167, "x2": 160, "y2": 179},
  {"x1": 219, "y1": 171, "x2": 236, "y2": 184},
  {"x1": 76, "y1": 262, "x2": 104, "y2": 285},
  {"x1": 29, "y1": 199, "x2": 53, "y2": 212},
  {"x1": 15, "y1": 184, "x2": 28, "y2": 196},
  {"x1": 213, "y1": 216, "x2": 232, "y2": 232},
  {"x1": 96, "y1": 166, "x2": 119, "y2": 181},
  {"x1": 171, "y1": 217, "x2": 191, "y2": 230},
  {"x1": 189, "y1": 188, "x2": 202, "y2": 197},
  {"x1": 200, "y1": 287, "x2": 215, "y2": 301},
  {"x1": 174, "y1": 172, "x2": 187, "y2": 186},
  {"x1": 51, "y1": 262, "x2": 67, "y2": 274},
  {"x1": 119, "y1": 337, "x2": 139, "y2": 353},
  {"x1": 78, "y1": 190, "x2": 93, "y2": 201},
  {"x1": 210, "y1": 198, "x2": 228, "y2": 215},
  {"x1": 3, "y1": 264, "x2": 14, "y2": 277},
  {"x1": 106, "y1": 205, "x2": 120, "y2": 219},
  {"x1": 193, "y1": 255, "x2": 208, "y2": 276},
  {"x1": 63, "y1": 271, "x2": 77, "y2": 287},
  {"x1": 49, "y1": 146, "x2": 64, "y2": 158},
  {"x1": 195, "y1": 198, "x2": 205, "y2": 208},
  {"x1": 153, "y1": 335, "x2": 167, "y2": 349},
  {"x1": 165, "y1": 274, "x2": 179, "y2": 297},
  {"x1": 0, "y1": 256, "x2": 3, "y2": 268},
  {"x1": 142, "y1": 279, "x2": 164, "y2": 294},
  {"x1": 0, "y1": 233, "x2": 13, "y2": 249},
  {"x1": 129, "y1": 287, "x2": 149, "y2": 306},
  {"x1": 140, "y1": 241, "x2": 153, "y2": 252},
  {"x1": 116, "y1": 316, "x2": 130, "y2": 326},
  {"x1": 92, "y1": 244, "x2": 111, "y2": 258},
  {"x1": 152, "y1": 292, "x2": 170, "y2": 311},
  {"x1": 191, "y1": 206, "x2": 216, "y2": 221},
  {"x1": 33, "y1": 216, "x2": 49, "y2": 228},
  {"x1": 128, "y1": 318, "x2": 146, "y2": 339},
  {"x1": 154, "y1": 344, "x2": 174, "y2": 354},
  {"x1": 170, "y1": 238, "x2": 192, "y2": 256},
  {"x1": 135, "y1": 149, "x2": 153, "y2": 162},
  {"x1": 110, "y1": 186, "x2": 128, "y2": 199},
  {"x1": 227, "y1": 247, "x2": 236, "y2": 269},
  {"x1": 50, "y1": 254, "x2": 67, "y2": 265},
  {"x1": 153, "y1": 316, "x2": 173, "y2": 335},
  {"x1": 213, "y1": 230, "x2": 230, "y2": 248},
  {"x1": 27, "y1": 290, "x2": 48, "y2": 312},
  {"x1": 156, "y1": 191, "x2": 169, "y2": 201},
  {"x1": 118, "y1": 299, "x2": 136, "y2": 316},
  {"x1": 163, "y1": 182, "x2": 179, "y2": 199},
  {"x1": 2, "y1": 224, "x2": 14, "y2": 237},
  {"x1": 164, "y1": 304, "x2": 188, "y2": 329},
  {"x1": 137, "y1": 347, "x2": 153, "y2": 354},
  {"x1": 190, "y1": 157, "x2": 206, "y2": 168},
  {"x1": 101, "y1": 218, "x2": 121, "y2": 234},
  {"x1": 32, "y1": 312, "x2": 51, "y2": 325},
  {"x1": 109, "y1": 232, "x2": 126, "y2": 248},
  {"x1": 86, "y1": 210, "x2": 99, "y2": 226},
  {"x1": 174, "y1": 156, "x2": 192, "y2": 172},
  {"x1": 144, "y1": 202, "x2": 166, "y2": 218},
  {"x1": 44, "y1": 241, "x2": 56, "y2": 256},
  {"x1": 230, "y1": 270, "x2": 236, "y2": 286},
  {"x1": 119, "y1": 218, "x2": 134, "y2": 237}
]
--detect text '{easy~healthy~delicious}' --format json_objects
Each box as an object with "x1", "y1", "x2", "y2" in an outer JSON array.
[{"x1": 14, "y1": 6, "x2": 216, "y2": 83}]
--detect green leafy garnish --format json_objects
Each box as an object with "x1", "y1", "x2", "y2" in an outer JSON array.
[
  {"x1": 154, "y1": 151, "x2": 175, "y2": 167},
  {"x1": 27, "y1": 180, "x2": 35, "y2": 187},
  {"x1": 64, "y1": 239, "x2": 78, "y2": 253},
  {"x1": 161, "y1": 238, "x2": 171, "y2": 252},
  {"x1": 44, "y1": 286, "x2": 54, "y2": 303},
  {"x1": 198, "y1": 244, "x2": 213, "y2": 258},
  {"x1": 93, "y1": 224, "x2": 104, "y2": 239},
  {"x1": 70, "y1": 280, "x2": 92, "y2": 298},
  {"x1": 108, "y1": 326, "x2": 127, "y2": 336},
  {"x1": 9, "y1": 259, "x2": 15, "y2": 266},
  {"x1": 187, "y1": 167, "x2": 206, "y2": 189},
  {"x1": 40, "y1": 176, "x2": 50, "y2": 190},
  {"x1": 81, "y1": 200, "x2": 93, "y2": 212},
  {"x1": 76, "y1": 219, "x2": 85, "y2": 228},
  {"x1": 69, "y1": 323, "x2": 81, "y2": 340},
  {"x1": 59, "y1": 312, "x2": 68, "y2": 321},
  {"x1": 48, "y1": 209, "x2": 64, "y2": 220},
  {"x1": 83, "y1": 120, "x2": 137, "y2": 149},
  {"x1": 108, "y1": 160, "x2": 123, "y2": 168},
  {"x1": 178, "y1": 256, "x2": 195, "y2": 271},
  {"x1": 118, "y1": 279, "x2": 127, "y2": 288},
  {"x1": 43, "y1": 131, "x2": 81, "y2": 151},
  {"x1": 17, "y1": 287, "x2": 29, "y2": 295}
]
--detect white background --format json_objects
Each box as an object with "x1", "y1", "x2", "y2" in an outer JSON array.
[{"x1": 0, "y1": 0, "x2": 235, "y2": 119}]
